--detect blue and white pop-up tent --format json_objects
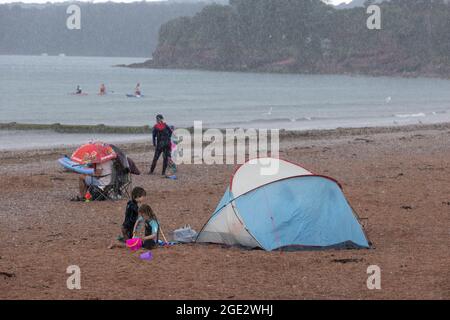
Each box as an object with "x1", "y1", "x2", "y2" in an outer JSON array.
[{"x1": 196, "y1": 158, "x2": 370, "y2": 251}]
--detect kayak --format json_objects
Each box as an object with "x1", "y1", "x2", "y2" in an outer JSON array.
[
  {"x1": 70, "y1": 92, "x2": 88, "y2": 96},
  {"x1": 126, "y1": 94, "x2": 144, "y2": 98}
]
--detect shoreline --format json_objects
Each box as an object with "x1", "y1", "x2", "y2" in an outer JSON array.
[
  {"x1": 0, "y1": 122, "x2": 152, "y2": 134},
  {"x1": 1, "y1": 122, "x2": 450, "y2": 156},
  {"x1": 119, "y1": 60, "x2": 450, "y2": 81}
]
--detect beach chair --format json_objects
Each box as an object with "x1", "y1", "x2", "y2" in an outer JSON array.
[
  {"x1": 87, "y1": 160, "x2": 132, "y2": 201},
  {"x1": 111, "y1": 160, "x2": 132, "y2": 199}
]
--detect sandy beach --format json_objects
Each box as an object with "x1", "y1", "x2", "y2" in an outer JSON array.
[{"x1": 0, "y1": 123, "x2": 449, "y2": 300}]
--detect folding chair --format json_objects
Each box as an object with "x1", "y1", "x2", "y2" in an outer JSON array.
[
  {"x1": 87, "y1": 160, "x2": 132, "y2": 201},
  {"x1": 87, "y1": 179, "x2": 113, "y2": 201},
  {"x1": 111, "y1": 160, "x2": 132, "y2": 200}
]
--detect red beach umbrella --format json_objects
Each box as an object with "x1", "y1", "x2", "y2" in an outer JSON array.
[{"x1": 71, "y1": 141, "x2": 117, "y2": 165}]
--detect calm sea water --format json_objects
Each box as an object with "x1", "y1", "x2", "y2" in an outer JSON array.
[{"x1": 1, "y1": 55, "x2": 450, "y2": 150}]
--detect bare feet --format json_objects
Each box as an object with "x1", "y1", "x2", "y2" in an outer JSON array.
[{"x1": 108, "y1": 241, "x2": 121, "y2": 249}]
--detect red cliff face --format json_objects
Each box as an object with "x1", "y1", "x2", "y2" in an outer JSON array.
[{"x1": 149, "y1": 42, "x2": 450, "y2": 78}]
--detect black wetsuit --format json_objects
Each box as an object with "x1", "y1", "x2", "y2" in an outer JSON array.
[
  {"x1": 150, "y1": 122, "x2": 172, "y2": 175},
  {"x1": 122, "y1": 200, "x2": 139, "y2": 239},
  {"x1": 142, "y1": 219, "x2": 160, "y2": 250}
]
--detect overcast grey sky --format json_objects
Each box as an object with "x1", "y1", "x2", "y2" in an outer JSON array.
[{"x1": 0, "y1": 0, "x2": 352, "y2": 5}]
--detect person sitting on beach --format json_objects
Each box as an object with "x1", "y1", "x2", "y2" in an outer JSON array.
[
  {"x1": 121, "y1": 187, "x2": 146, "y2": 241},
  {"x1": 108, "y1": 187, "x2": 147, "y2": 249},
  {"x1": 133, "y1": 204, "x2": 160, "y2": 250},
  {"x1": 135, "y1": 83, "x2": 141, "y2": 96},
  {"x1": 99, "y1": 83, "x2": 106, "y2": 95},
  {"x1": 75, "y1": 160, "x2": 113, "y2": 201},
  {"x1": 149, "y1": 114, "x2": 173, "y2": 176}
]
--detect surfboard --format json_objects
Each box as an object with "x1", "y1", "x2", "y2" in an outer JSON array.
[
  {"x1": 58, "y1": 157, "x2": 94, "y2": 175},
  {"x1": 126, "y1": 94, "x2": 144, "y2": 98}
]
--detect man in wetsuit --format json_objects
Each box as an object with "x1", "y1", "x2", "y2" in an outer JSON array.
[{"x1": 149, "y1": 114, "x2": 173, "y2": 176}]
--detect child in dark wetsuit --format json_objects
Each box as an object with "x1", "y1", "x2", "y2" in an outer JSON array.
[
  {"x1": 108, "y1": 187, "x2": 146, "y2": 249},
  {"x1": 133, "y1": 204, "x2": 160, "y2": 250},
  {"x1": 121, "y1": 187, "x2": 147, "y2": 240}
]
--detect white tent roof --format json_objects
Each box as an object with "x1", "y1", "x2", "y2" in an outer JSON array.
[{"x1": 230, "y1": 158, "x2": 312, "y2": 197}]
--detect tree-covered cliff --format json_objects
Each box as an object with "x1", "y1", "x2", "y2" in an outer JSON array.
[{"x1": 146, "y1": 0, "x2": 450, "y2": 77}]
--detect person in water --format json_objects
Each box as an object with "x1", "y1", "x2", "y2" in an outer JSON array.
[
  {"x1": 149, "y1": 114, "x2": 173, "y2": 176},
  {"x1": 76, "y1": 85, "x2": 82, "y2": 94},
  {"x1": 99, "y1": 83, "x2": 106, "y2": 95},
  {"x1": 135, "y1": 83, "x2": 141, "y2": 96}
]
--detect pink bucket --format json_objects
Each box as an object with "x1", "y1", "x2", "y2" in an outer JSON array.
[{"x1": 126, "y1": 238, "x2": 143, "y2": 251}]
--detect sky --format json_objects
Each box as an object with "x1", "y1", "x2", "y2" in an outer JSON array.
[{"x1": 0, "y1": 0, "x2": 353, "y2": 5}]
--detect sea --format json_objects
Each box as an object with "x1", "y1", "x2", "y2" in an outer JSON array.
[{"x1": 1, "y1": 54, "x2": 450, "y2": 150}]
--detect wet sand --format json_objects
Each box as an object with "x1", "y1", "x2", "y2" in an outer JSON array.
[{"x1": 0, "y1": 124, "x2": 449, "y2": 299}]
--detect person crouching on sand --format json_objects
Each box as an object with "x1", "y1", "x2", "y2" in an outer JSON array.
[
  {"x1": 133, "y1": 204, "x2": 160, "y2": 250},
  {"x1": 122, "y1": 187, "x2": 147, "y2": 240},
  {"x1": 108, "y1": 187, "x2": 146, "y2": 249}
]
